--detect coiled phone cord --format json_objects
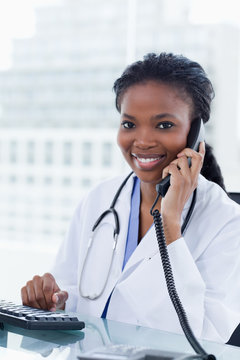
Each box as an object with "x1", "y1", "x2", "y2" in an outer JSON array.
[{"x1": 150, "y1": 198, "x2": 216, "y2": 360}]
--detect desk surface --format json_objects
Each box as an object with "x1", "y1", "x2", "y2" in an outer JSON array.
[{"x1": 0, "y1": 312, "x2": 240, "y2": 360}]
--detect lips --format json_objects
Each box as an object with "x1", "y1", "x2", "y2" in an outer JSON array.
[{"x1": 131, "y1": 153, "x2": 166, "y2": 170}]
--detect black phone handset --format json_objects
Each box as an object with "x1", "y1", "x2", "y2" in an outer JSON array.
[
  {"x1": 156, "y1": 118, "x2": 205, "y2": 198},
  {"x1": 150, "y1": 120, "x2": 216, "y2": 359}
]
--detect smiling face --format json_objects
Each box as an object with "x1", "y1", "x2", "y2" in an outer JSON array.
[{"x1": 117, "y1": 81, "x2": 192, "y2": 185}]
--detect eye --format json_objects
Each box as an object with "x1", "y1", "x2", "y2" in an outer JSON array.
[
  {"x1": 157, "y1": 122, "x2": 174, "y2": 129},
  {"x1": 121, "y1": 121, "x2": 135, "y2": 129}
]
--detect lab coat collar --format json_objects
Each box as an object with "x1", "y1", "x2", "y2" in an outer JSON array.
[
  {"x1": 115, "y1": 172, "x2": 136, "y2": 203},
  {"x1": 117, "y1": 172, "x2": 201, "y2": 210},
  {"x1": 116, "y1": 174, "x2": 203, "y2": 274}
]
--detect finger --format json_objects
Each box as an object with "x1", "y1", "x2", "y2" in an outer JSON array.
[
  {"x1": 168, "y1": 163, "x2": 182, "y2": 178},
  {"x1": 177, "y1": 141, "x2": 205, "y2": 160},
  {"x1": 177, "y1": 148, "x2": 204, "y2": 174},
  {"x1": 189, "y1": 151, "x2": 204, "y2": 175},
  {"x1": 25, "y1": 280, "x2": 42, "y2": 309},
  {"x1": 162, "y1": 163, "x2": 183, "y2": 189},
  {"x1": 42, "y1": 273, "x2": 58, "y2": 309},
  {"x1": 198, "y1": 141, "x2": 205, "y2": 156},
  {"x1": 51, "y1": 291, "x2": 68, "y2": 311},
  {"x1": 21, "y1": 286, "x2": 29, "y2": 306},
  {"x1": 162, "y1": 165, "x2": 170, "y2": 180},
  {"x1": 177, "y1": 148, "x2": 201, "y2": 159},
  {"x1": 161, "y1": 156, "x2": 184, "y2": 180},
  {"x1": 33, "y1": 275, "x2": 48, "y2": 309},
  {"x1": 174, "y1": 155, "x2": 191, "y2": 178}
]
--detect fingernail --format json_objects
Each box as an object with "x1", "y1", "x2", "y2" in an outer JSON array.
[
  {"x1": 54, "y1": 294, "x2": 59, "y2": 304},
  {"x1": 49, "y1": 307, "x2": 56, "y2": 312}
]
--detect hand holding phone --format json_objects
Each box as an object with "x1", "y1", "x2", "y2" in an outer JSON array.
[{"x1": 156, "y1": 118, "x2": 205, "y2": 197}]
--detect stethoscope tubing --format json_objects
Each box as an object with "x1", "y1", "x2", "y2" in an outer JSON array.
[
  {"x1": 91, "y1": 171, "x2": 134, "y2": 236},
  {"x1": 79, "y1": 172, "x2": 197, "y2": 300}
]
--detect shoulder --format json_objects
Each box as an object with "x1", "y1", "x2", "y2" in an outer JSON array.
[
  {"x1": 90, "y1": 174, "x2": 133, "y2": 194},
  {"x1": 184, "y1": 175, "x2": 240, "y2": 257},
  {"x1": 86, "y1": 172, "x2": 134, "y2": 202},
  {"x1": 74, "y1": 172, "x2": 135, "y2": 218},
  {"x1": 197, "y1": 174, "x2": 240, "y2": 221}
]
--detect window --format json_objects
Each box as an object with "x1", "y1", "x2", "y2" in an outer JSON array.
[
  {"x1": 26, "y1": 176, "x2": 34, "y2": 184},
  {"x1": 81, "y1": 178, "x2": 91, "y2": 187},
  {"x1": 82, "y1": 142, "x2": 92, "y2": 166},
  {"x1": 9, "y1": 141, "x2": 18, "y2": 163},
  {"x1": 27, "y1": 141, "x2": 35, "y2": 164},
  {"x1": 102, "y1": 142, "x2": 112, "y2": 166},
  {"x1": 63, "y1": 142, "x2": 72, "y2": 165},
  {"x1": 45, "y1": 141, "x2": 53, "y2": 164},
  {"x1": 44, "y1": 177, "x2": 52, "y2": 185},
  {"x1": 9, "y1": 175, "x2": 17, "y2": 183},
  {"x1": 62, "y1": 177, "x2": 72, "y2": 186}
]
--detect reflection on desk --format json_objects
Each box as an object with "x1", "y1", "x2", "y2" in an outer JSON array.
[
  {"x1": 0, "y1": 346, "x2": 41, "y2": 359},
  {"x1": 0, "y1": 312, "x2": 240, "y2": 360}
]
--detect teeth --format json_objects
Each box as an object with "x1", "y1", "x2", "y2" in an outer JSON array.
[
  {"x1": 131, "y1": 153, "x2": 163, "y2": 164},
  {"x1": 137, "y1": 157, "x2": 161, "y2": 163}
]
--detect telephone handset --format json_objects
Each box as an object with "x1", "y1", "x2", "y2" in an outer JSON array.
[
  {"x1": 150, "y1": 118, "x2": 215, "y2": 359},
  {"x1": 156, "y1": 118, "x2": 205, "y2": 197}
]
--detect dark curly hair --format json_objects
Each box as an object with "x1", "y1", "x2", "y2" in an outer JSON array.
[{"x1": 113, "y1": 52, "x2": 226, "y2": 191}]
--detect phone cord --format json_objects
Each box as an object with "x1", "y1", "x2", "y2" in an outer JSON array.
[{"x1": 150, "y1": 202, "x2": 216, "y2": 360}]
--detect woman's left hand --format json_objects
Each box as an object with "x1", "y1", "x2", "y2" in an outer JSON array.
[{"x1": 160, "y1": 141, "x2": 205, "y2": 244}]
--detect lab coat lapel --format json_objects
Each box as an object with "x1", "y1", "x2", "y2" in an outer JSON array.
[
  {"x1": 79, "y1": 174, "x2": 197, "y2": 317},
  {"x1": 78, "y1": 173, "x2": 135, "y2": 317},
  {"x1": 120, "y1": 189, "x2": 196, "y2": 274},
  {"x1": 121, "y1": 225, "x2": 158, "y2": 274}
]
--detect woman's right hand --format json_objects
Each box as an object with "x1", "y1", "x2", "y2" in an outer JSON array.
[{"x1": 21, "y1": 273, "x2": 68, "y2": 311}]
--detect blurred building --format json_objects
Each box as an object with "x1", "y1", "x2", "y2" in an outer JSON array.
[
  {"x1": 0, "y1": 128, "x2": 128, "y2": 245},
  {"x1": 0, "y1": 0, "x2": 239, "y2": 246}
]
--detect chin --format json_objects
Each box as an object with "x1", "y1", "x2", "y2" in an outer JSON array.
[{"x1": 134, "y1": 170, "x2": 162, "y2": 185}]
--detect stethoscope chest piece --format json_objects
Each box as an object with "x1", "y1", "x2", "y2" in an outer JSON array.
[{"x1": 79, "y1": 171, "x2": 197, "y2": 301}]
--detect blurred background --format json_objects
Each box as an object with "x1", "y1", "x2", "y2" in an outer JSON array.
[{"x1": 0, "y1": 0, "x2": 239, "y2": 301}]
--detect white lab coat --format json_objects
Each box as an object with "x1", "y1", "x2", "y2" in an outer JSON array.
[{"x1": 52, "y1": 173, "x2": 240, "y2": 343}]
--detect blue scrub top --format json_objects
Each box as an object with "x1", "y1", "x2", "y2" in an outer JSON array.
[
  {"x1": 102, "y1": 176, "x2": 140, "y2": 318},
  {"x1": 122, "y1": 176, "x2": 141, "y2": 270}
]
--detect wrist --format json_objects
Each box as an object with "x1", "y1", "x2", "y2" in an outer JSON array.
[{"x1": 162, "y1": 215, "x2": 181, "y2": 245}]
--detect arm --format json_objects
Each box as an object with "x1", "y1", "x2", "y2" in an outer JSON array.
[
  {"x1": 50, "y1": 201, "x2": 84, "y2": 312},
  {"x1": 161, "y1": 142, "x2": 205, "y2": 244},
  {"x1": 21, "y1": 200, "x2": 84, "y2": 312},
  {"x1": 156, "y1": 142, "x2": 240, "y2": 341},
  {"x1": 166, "y1": 210, "x2": 240, "y2": 343}
]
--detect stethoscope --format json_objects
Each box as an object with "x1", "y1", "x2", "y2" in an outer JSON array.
[{"x1": 79, "y1": 171, "x2": 197, "y2": 300}]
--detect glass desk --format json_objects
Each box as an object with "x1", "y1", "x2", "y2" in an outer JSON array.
[{"x1": 0, "y1": 312, "x2": 240, "y2": 360}]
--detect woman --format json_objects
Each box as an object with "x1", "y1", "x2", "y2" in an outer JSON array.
[{"x1": 21, "y1": 53, "x2": 240, "y2": 344}]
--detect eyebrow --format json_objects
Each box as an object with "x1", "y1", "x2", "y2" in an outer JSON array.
[
  {"x1": 152, "y1": 113, "x2": 177, "y2": 120},
  {"x1": 122, "y1": 113, "x2": 136, "y2": 120},
  {"x1": 122, "y1": 113, "x2": 177, "y2": 121}
]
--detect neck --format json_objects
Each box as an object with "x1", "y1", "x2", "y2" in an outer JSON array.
[{"x1": 140, "y1": 181, "x2": 161, "y2": 210}]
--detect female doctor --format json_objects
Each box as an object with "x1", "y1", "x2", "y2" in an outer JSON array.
[{"x1": 21, "y1": 52, "x2": 240, "y2": 344}]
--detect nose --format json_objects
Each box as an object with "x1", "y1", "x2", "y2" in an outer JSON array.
[{"x1": 133, "y1": 128, "x2": 157, "y2": 149}]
